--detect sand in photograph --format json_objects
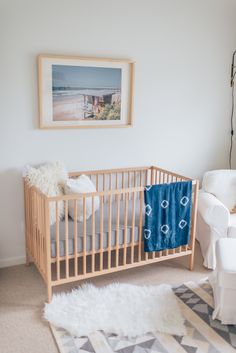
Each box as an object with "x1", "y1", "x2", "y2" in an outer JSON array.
[{"x1": 53, "y1": 91, "x2": 85, "y2": 121}]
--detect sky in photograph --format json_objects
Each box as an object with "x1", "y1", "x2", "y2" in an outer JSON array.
[{"x1": 52, "y1": 65, "x2": 121, "y2": 89}]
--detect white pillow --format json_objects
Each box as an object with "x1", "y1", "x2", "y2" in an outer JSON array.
[
  {"x1": 65, "y1": 175, "x2": 100, "y2": 222},
  {"x1": 25, "y1": 161, "x2": 68, "y2": 225}
]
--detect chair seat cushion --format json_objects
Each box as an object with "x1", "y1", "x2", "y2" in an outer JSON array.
[{"x1": 216, "y1": 238, "x2": 236, "y2": 289}]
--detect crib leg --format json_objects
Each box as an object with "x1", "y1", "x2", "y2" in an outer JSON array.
[
  {"x1": 189, "y1": 252, "x2": 194, "y2": 271},
  {"x1": 47, "y1": 284, "x2": 52, "y2": 303}
]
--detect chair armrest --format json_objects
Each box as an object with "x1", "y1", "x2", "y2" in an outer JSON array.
[{"x1": 198, "y1": 190, "x2": 230, "y2": 228}]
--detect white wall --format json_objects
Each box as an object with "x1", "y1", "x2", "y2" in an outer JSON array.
[{"x1": 0, "y1": 0, "x2": 236, "y2": 267}]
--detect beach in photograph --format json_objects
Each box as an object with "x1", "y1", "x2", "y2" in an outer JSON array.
[
  {"x1": 53, "y1": 88, "x2": 121, "y2": 121},
  {"x1": 52, "y1": 65, "x2": 122, "y2": 121}
]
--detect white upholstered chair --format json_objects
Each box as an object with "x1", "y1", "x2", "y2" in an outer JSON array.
[{"x1": 196, "y1": 170, "x2": 236, "y2": 269}]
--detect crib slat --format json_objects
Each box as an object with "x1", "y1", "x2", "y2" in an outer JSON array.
[
  {"x1": 109, "y1": 173, "x2": 112, "y2": 189},
  {"x1": 145, "y1": 169, "x2": 148, "y2": 185},
  {"x1": 116, "y1": 194, "x2": 120, "y2": 267},
  {"x1": 145, "y1": 247, "x2": 148, "y2": 260},
  {"x1": 109, "y1": 173, "x2": 112, "y2": 202},
  {"x1": 35, "y1": 192, "x2": 39, "y2": 264},
  {"x1": 28, "y1": 187, "x2": 31, "y2": 257},
  {"x1": 83, "y1": 197, "x2": 86, "y2": 274},
  {"x1": 65, "y1": 200, "x2": 69, "y2": 279},
  {"x1": 56, "y1": 201, "x2": 60, "y2": 280},
  {"x1": 34, "y1": 191, "x2": 37, "y2": 262},
  {"x1": 74, "y1": 200, "x2": 78, "y2": 277},
  {"x1": 42, "y1": 195, "x2": 45, "y2": 274},
  {"x1": 41, "y1": 196, "x2": 44, "y2": 272},
  {"x1": 122, "y1": 172, "x2": 124, "y2": 188},
  {"x1": 122, "y1": 172, "x2": 124, "y2": 200},
  {"x1": 38, "y1": 195, "x2": 41, "y2": 268},
  {"x1": 108, "y1": 194, "x2": 112, "y2": 269},
  {"x1": 128, "y1": 171, "x2": 131, "y2": 200},
  {"x1": 100, "y1": 196, "x2": 104, "y2": 271},
  {"x1": 37, "y1": 195, "x2": 41, "y2": 269},
  {"x1": 123, "y1": 193, "x2": 128, "y2": 265},
  {"x1": 138, "y1": 191, "x2": 143, "y2": 261},
  {"x1": 40, "y1": 196, "x2": 43, "y2": 270},
  {"x1": 35, "y1": 196, "x2": 37, "y2": 264},
  {"x1": 103, "y1": 174, "x2": 106, "y2": 201},
  {"x1": 131, "y1": 192, "x2": 135, "y2": 264},
  {"x1": 32, "y1": 190, "x2": 35, "y2": 261},
  {"x1": 91, "y1": 196, "x2": 95, "y2": 273},
  {"x1": 152, "y1": 169, "x2": 155, "y2": 184},
  {"x1": 155, "y1": 170, "x2": 158, "y2": 184}
]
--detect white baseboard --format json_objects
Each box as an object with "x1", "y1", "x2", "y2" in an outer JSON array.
[{"x1": 0, "y1": 255, "x2": 26, "y2": 268}]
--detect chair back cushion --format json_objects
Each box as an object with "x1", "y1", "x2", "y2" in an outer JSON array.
[{"x1": 202, "y1": 170, "x2": 236, "y2": 210}]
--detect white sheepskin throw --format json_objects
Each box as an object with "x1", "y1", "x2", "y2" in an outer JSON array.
[
  {"x1": 25, "y1": 161, "x2": 68, "y2": 225},
  {"x1": 44, "y1": 283, "x2": 186, "y2": 337},
  {"x1": 64, "y1": 175, "x2": 100, "y2": 222}
]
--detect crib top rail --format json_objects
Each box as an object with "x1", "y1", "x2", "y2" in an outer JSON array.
[
  {"x1": 47, "y1": 186, "x2": 145, "y2": 201},
  {"x1": 69, "y1": 166, "x2": 149, "y2": 178},
  {"x1": 24, "y1": 165, "x2": 198, "y2": 200},
  {"x1": 69, "y1": 165, "x2": 192, "y2": 180}
]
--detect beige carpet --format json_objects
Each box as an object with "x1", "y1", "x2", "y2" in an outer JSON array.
[{"x1": 0, "y1": 242, "x2": 210, "y2": 353}]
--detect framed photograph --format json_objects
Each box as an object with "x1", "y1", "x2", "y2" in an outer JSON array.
[{"x1": 38, "y1": 55, "x2": 134, "y2": 129}]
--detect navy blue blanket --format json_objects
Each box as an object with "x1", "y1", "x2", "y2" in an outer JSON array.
[{"x1": 144, "y1": 181, "x2": 192, "y2": 252}]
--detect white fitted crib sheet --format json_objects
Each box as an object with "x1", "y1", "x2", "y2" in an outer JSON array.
[{"x1": 50, "y1": 198, "x2": 144, "y2": 257}]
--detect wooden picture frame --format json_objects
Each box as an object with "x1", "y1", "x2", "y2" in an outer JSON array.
[{"x1": 38, "y1": 54, "x2": 135, "y2": 129}]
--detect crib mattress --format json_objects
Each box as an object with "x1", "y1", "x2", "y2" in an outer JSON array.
[{"x1": 50, "y1": 198, "x2": 143, "y2": 257}]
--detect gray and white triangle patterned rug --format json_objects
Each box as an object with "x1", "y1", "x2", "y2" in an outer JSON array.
[{"x1": 50, "y1": 280, "x2": 236, "y2": 353}]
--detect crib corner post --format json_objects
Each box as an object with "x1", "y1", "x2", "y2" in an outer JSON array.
[
  {"x1": 189, "y1": 252, "x2": 194, "y2": 271},
  {"x1": 47, "y1": 284, "x2": 52, "y2": 303},
  {"x1": 44, "y1": 197, "x2": 52, "y2": 303},
  {"x1": 23, "y1": 178, "x2": 30, "y2": 267},
  {"x1": 188, "y1": 179, "x2": 199, "y2": 271}
]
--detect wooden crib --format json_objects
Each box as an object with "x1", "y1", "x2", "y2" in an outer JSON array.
[{"x1": 24, "y1": 166, "x2": 199, "y2": 302}]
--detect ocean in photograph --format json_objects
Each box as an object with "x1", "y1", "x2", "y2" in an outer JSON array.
[{"x1": 52, "y1": 65, "x2": 122, "y2": 121}]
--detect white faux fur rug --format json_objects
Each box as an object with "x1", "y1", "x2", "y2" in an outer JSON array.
[{"x1": 44, "y1": 283, "x2": 186, "y2": 337}]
